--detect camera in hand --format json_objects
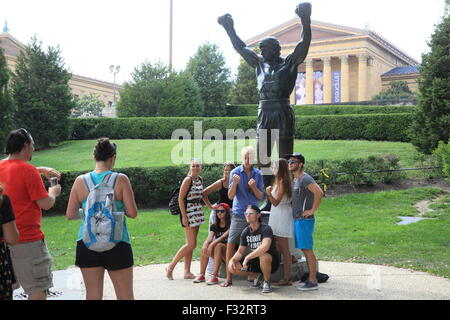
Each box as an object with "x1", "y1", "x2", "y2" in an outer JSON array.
[{"x1": 50, "y1": 177, "x2": 58, "y2": 187}]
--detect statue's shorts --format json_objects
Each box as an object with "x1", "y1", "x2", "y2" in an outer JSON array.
[{"x1": 256, "y1": 99, "x2": 295, "y2": 164}]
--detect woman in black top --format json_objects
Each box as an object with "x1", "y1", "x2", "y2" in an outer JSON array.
[
  {"x1": 203, "y1": 162, "x2": 235, "y2": 209},
  {"x1": 193, "y1": 203, "x2": 231, "y2": 285},
  {"x1": 0, "y1": 184, "x2": 19, "y2": 300}
]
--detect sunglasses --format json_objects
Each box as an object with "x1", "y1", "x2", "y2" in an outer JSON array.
[
  {"x1": 216, "y1": 209, "x2": 226, "y2": 213},
  {"x1": 19, "y1": 128, "x2": 32, "y2": 141},
  {"x1": 244, "y1": 211, "x2": 258, "y2": 216},
  {"x1": 288, "y1": 160, "x2": 301, "y2": 164}
]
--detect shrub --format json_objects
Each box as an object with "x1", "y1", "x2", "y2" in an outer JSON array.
[
  {"x1": 46, "y1": 156, "x2": 405, "y2": 215},
  {"x1": 433, "y1": 141, "x2": 450, "y2": 182},
  {"x1": 295, "y1": 113, "x2": 413, "y2": 142},
  {"x1": 225, "y1": 104, "x2": 415, "y2": 117},
  {"x1": 69, "y1": 113, "x2": 412, "y2": 142}
]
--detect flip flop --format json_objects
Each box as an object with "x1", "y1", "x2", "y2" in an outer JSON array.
[
  {"x1": 165, "y1": 266, "x2": 174, "y2": 280},
  {"x1": 184, "y1": 273, "x2": 196, "y2": 280},
  {"x1": 220, "y1": 280, "x2": 232, "y2": 287}
]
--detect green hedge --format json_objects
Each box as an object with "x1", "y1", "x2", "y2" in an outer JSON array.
[
  {"x1": 46, "y1": 164, "x2": 225, "y2": 215},
  {"x1": 294, "y1": 105, "x2": 414, "y2": 116},
  {"x1": 295, "y1": 113, "x2": 414, "y2": 142},
  {"x1": 45, "y1": 155, "x2": 404, "y2": 215},
  {"x1": 69, "y1": 117, "x2": 256, "y2": 140},
  {"x1": 70, "y1": 113, "x2": 413, "y2": 142},
  {"x1": 225, "y1": 104, "x2": 415, "y2": 117}
]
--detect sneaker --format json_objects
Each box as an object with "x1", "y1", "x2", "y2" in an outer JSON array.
[
  {"x1": 206, "y1": 277, "x2": 219, "y2": 285},
  {"x1": 297, "y1": 281, "x2": 318, "y2": 291},
  {"x1": 193, "y1": 275, "x2": 206, "y2": 283},
  {"x1": 250, "y1": 273, "x2": 263, "y2": 288},
  {"x1": 261, "y1": 281, "x2": 273, "y2": 293}
]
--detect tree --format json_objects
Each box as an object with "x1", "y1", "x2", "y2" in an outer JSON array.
[
  {"x1": 72, "y1": 93, "x2": 105, "y2": 117},
  {"x1": 230, "y1": 57, "x2": 259, "y2": 104},
  {"x1": 372, "y1": 81, "x2": 416, "y2": 100},
  {"x1": 11, "y1": 37, "x2": 74, "y2": 149},
  {"x1": 117, "y1": 61, "x2": 169, "y2": 117},
  {"x1": 117, "y1": 61, "x2": 204, "y2": 117},
  {"x1": 157, "y1": 71, "x2": 204, "y2": 117},
  {"x1": 0, "y1": 47, "x2": 15, "y2": 152},
  {"x1": 410, "y1": 13, "x2": 450, "y2": 154},
  {"x1": 186, "y1": 43, "x2": 231, "y2": 117}
]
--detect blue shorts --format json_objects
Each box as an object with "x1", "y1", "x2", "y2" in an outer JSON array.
[{"x1": 294, "y1": 219, "x2": 315, "y2": 250}]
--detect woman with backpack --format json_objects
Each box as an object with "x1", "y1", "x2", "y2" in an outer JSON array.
[
  {"x1": 165, "y1": 158, "x2": 213, "y2": 280},
  {"x1": 66, "y1": 138, "x2": 138, "y2": 300},
  {"x1": 0, "y1": 184, "x2": 20, "y2": 300}
]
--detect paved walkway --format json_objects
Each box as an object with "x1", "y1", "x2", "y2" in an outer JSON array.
[
  {"x1": 100, "y1": 261, "x2": 450, "y2": 300},
  {"x1": 13, "y1": 261, "x2": 449, "y2": 300}
]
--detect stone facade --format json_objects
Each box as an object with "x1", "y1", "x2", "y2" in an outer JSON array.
[{"x1": 245, "y1": 19, "x2": 419, "y2": 104}]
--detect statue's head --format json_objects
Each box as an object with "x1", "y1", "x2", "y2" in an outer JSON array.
[{"x1": 259, "y1": 37, "x2": 281, "y2": 61}]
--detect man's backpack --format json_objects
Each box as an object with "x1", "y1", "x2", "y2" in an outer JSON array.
[
  {"x1": 168, "y1": 176, "x2": 202, "y2": 215},
  {"x1": 81, "y1": 172, "x2": 125, "y2": 252}
]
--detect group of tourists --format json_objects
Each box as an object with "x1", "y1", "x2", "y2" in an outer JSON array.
[
  {"x1": 166, "y1": 146, "x2": 324, "y2": 293},
  {"x1": 0, "y1": 128, "x2": 323, "y2": 300}
]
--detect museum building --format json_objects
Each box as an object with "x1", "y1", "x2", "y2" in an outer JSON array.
[{"x1": 245, "y1": 18, "x2": 420, "y2": 104}]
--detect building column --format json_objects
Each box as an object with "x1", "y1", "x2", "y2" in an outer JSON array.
[
  {"x1": 340, "y1": 55, "x2": 350, "y2": 102},
  {"x1": 323, "y1": 57, "x2": 332, "y2": 104},
  {"x1": 358, "y1": 54, "x2": 368, "y2": 101},
  {"x1": 305, "y1": 59, "x2": 314, "y2": 104}
]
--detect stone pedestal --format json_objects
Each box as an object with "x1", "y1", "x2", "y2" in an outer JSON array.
[{"x1": 218, "y1": 256, "x2": 318, "y2": 282}]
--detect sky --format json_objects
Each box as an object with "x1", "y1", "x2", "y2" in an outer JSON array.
[{"x1": 1, "y1": 0, "x2": 446, "y2": 85}]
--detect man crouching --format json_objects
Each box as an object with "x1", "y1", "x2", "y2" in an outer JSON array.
[{"x1": 228, "y1": 205, "x2": 280, "y2": 293}]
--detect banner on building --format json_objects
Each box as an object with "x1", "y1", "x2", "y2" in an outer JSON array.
[
  {"x1": 332, "y1": 72, "x2": 341, "y2": 103},
  {"x1": 313, "y1": 71, "x2": 323, "y2": 104},
  {"x1": 295, "y1": 72, "x2": 306, "y2": 105}
]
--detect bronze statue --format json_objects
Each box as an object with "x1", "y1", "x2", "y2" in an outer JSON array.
[{"x1": 218, "y1": 3, "x2": 312, "y2": 211}]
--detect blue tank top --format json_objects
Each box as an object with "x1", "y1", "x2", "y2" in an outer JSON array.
[{"x1": 77, "y1": 170, "x2": 131, "y2": 244}]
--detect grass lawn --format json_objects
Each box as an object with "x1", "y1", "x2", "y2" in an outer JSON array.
[
  {"x1": 43, "y1": 187, "x2": 450, "y2": 278},
  {"x1": 29, "y1": 139, "x2": 419, "y2": 172}
]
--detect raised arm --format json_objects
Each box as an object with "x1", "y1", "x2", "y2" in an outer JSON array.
[
  {"x1": 288, "y1": 3, "x2": 312, "y2": 69},
  {"x1": 218, "y1": 14, "x2": 260, "y2": 68}
]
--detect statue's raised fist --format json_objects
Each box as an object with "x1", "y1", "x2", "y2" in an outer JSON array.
[
  {"x1": 218, "y1": 14, "x2": 234, "y2": 30},
  {"x1": 295, "y1": 2, "x2": 312, "y2": 21}
]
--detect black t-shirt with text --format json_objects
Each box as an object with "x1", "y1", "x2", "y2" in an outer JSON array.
[
  {"x1": 210, "y1": 223, "x2": 229, "y2": 243},
  {"x1": 240, "y1": 224, "x2": 278, "y2": 257},
  {"x1": 0, "y1": 195, "x2": 15, "y2": 239}
]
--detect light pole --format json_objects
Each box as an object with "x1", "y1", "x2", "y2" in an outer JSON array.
[
  {"x1": 109, "y1": 64, "x2": 120, "y2": 110},
  {"x1": 169, "y1": 0, "x2": 173, "y2": 73}
]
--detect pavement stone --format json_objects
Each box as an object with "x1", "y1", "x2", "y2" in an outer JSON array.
[{"x1": 12, "y1": 260, "x2": 449, "y2": 300}]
